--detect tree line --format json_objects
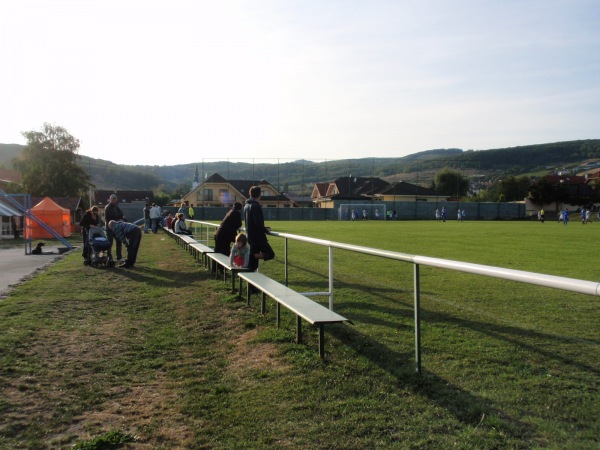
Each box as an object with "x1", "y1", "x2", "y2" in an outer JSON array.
[{"x1": 5, "y1": 124, "x2": 600, "y2": 208}]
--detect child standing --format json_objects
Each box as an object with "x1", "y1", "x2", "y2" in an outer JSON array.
[{"x1": 229, "y1": 233, "x2": 250, "y2": 268}]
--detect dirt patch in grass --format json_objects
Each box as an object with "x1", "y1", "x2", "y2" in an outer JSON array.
[
  {"x1": 56, "y1": 382, "x2": 194, "y2": 449},
  {"x1": 1, "y1": 314, "x2": 195, "y2": 447},
  {"x1": 227, "y1": 328, "x2": 291, "y2": 379}
]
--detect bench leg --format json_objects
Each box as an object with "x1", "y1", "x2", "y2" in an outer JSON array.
[
  {"x1": 246, "y1": 281, "x2": 251, "y2": 306},
  {"x1": 296, "y1": 316, "x2": 302, "y2": 344},
  {"x1": 276, "y1": 303, "x2": 281, "y2": 328},
  {"x1": 261, "y1": 292, "x2": 266, "y2": 315},
  {"x1": 318, "y1": 324, "x2": 325, "y2": 359}
]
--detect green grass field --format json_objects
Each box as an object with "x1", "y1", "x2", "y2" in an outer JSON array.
[{"x1": 0, "y1": 220, "x2": 598, "y2": 449}]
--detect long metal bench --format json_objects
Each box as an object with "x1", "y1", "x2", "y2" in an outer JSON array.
[
  {"x1": 206, "y1": 252, "x2": 250, "y2": 291},
  {"x1": 237, "y1": 272, "x2": 349, "y2": 358},
  {"x1": 164, "y1": 228, "x2": 215, "y2": 267},
  {"x1": 163, "y1": 227, "x2": 192, "y2": 247}
]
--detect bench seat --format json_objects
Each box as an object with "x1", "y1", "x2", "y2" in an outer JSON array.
[
  {"x1": 238, "y1": 272, "x2": 348, "y2": 358},
  {"x1": 206, "y1": 252, "x2": 250, "y2": 291},
  {"x1": 164, "y1": 228, "x2": 215, "y2": 267},
  {"x1": 188, "y1": 242, "x2": 215, "y2": 267}
]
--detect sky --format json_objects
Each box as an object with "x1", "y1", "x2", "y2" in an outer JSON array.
[{"x1": 1, "y1": 0, "x2": 599, "y2": 166}]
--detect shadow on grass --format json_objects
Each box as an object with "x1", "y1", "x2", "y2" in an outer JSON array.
[
  {"x1": 106, "y1": 265, "x2": 210, "y2": 288},
  {"x1": 276, "y1": 274, "x2": 598, "y2": 437},
  {"x1": 328, "y1": 323, "x2": 532, "y2": 436},
  {"x1": 326, "y1": 278, "x2": 600, "y2": 375}
]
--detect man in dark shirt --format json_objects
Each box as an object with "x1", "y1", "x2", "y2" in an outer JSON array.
[
  {"x1": 244, "y1": 186, "x2": 275, "y2": 272},
  {"x1": 104, "y1": 194, "x2": 124, "y2": 262}
]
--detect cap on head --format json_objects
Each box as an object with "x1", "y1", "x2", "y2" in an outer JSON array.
[{"x1": 110, "y1": 194, "x2": 118, "y2": 200}]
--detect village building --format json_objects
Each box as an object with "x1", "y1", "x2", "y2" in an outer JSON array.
[
  {"x1": 312, "y1": 176, "x2": 448, "y2": 208},
  {"x1": 181, "y1": 173, "x2": 297, "y2": 208}
]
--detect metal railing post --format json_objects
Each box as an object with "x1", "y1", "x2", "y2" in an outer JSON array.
[
  {"x1": 285, "y1": 238, "x2": 289, "y2": 286},
  {"x1": 414, "y1": 263, "x2": 422, "y2": 374},
  {"x1": 329, "y1": 246, "x2": 334, "y2": 309}
]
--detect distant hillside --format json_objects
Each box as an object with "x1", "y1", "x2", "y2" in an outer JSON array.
[
  {"x1": 1, "y1": 144, "x2": 165, "y2": 191},
  {"x1": 0, "y1": 144, "x2": 23, "y2": 164},
  {"x1": 2, "y1": 140, "x2": 600, "y2": 194}
]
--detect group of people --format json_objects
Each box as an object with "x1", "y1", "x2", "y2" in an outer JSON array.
[
  {"x1": 79, "y1": 194, "x2": 142, "y2": 269},
  {"x1": 344, "y1": 208, "x2": 387, "y2": 221},
  {"x1": 213, "y1": 186, "x2": 275, "y2": 273},
  {"x1": 78, "y1": 187, "x2": 275, "y2": 274},
  {"x1": 435, "y1": 207, "x2": 447, "y2": 222},
  {"x1": 556, "y1": 208, "x2": 600, "y2": 225},
  {"x1": 165, "y1": 212, "x2": 193, "y2": 235},
  {"x1": 143, "y1": 203, "x2": 163, "y2": 234}
]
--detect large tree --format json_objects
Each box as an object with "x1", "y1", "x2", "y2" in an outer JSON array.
[
  {"x1": 433, "y1": 167, "x2": 469, "y2": 199},
  {"x1": 13, "y1": 123, "x2": 91, "y2": 196}
]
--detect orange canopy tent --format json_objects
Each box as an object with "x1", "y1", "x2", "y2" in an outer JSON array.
[{"x1": 26, "y1": 197, "x2": 72, "y2": 239}]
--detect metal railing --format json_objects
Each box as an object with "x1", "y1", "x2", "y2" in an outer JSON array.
[{"x1": 189, "y1": 220, "x2": 600, "y2": 373}]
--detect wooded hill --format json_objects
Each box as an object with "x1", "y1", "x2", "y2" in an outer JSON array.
[{"x1": 2, "y1": 140, "x2": 599, "y2": 195}]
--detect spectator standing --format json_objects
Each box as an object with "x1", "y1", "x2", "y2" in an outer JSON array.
[
  {"x1": 214, "y1": 202, "x2": 243, "y2": 255},
  {"x1": 104, "y1": 194, "x2": 124, "y2": 262},
  {"x1": 178, "y1": 203, "x2": 187, "y2": 218},
  {"x1": 188, "y1": 204, "x2": 195, "y2": 221},
  {"x1": 108, "y1": 220, "x2": 142, "y2": 268},
  {"x1": 149, "y1": 203, "x2": 162, "y2": 233},
  {"x1": 244, "y1": 186, "x2": 275, "y2": 272},
  {"x1": 11, "y1": 216, "x2": 19, "y2": 239},
  {"x1": 143, "y1": 203, "x2": 151, "y2": 234},
  {"x1": 213, "y1": 202, "x2": 243, "y2": 273}
]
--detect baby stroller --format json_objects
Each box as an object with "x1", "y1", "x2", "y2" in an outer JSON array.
[{"x1": 85, "y1": 226, "x2": 113, "y2": 267}]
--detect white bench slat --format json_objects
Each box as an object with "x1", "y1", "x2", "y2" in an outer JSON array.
[
  {"x1": 239, "y1": 273, "x2": 346, "y2": 325},
  {"x1": 189, "y1": 242, "x2": 213, "y2": 253},
  {"x1": 238, "y1": 271, "x2": 348, "y2": 358},
  {"x1": 207, "y1": 252, "x2": 249, "y2": 290},
  {"x1": 188, "y1": 242, "x2": 214, "y2": 268}
]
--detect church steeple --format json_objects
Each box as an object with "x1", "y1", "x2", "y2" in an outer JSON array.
[{"x1": 192, "y1": 165, "x2": 199, "y2": 189}]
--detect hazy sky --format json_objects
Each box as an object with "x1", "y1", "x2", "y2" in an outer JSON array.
[{"x1": 1, "y1": 0, "x2": 599, "y2": 166}]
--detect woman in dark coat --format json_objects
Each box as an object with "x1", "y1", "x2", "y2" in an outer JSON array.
[
  {"x1": 214, "y1": 202, "x2": 243, "y2": 256},
  {"x1": 79, "y1": 206, "x2": 100, "y2": 261}
]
